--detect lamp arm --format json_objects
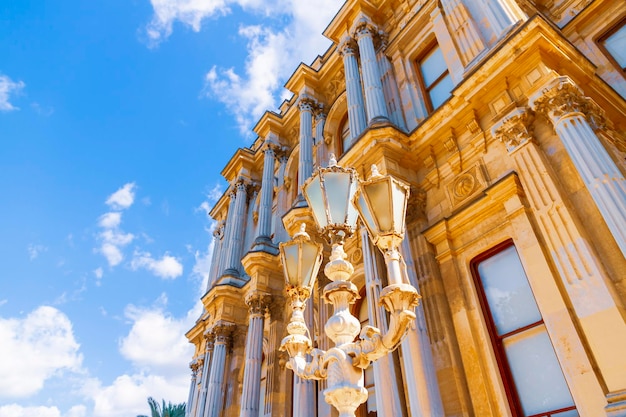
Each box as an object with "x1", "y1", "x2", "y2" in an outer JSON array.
[{"x1": 287, "y1": 347, "x2": 328, "y2": 381}]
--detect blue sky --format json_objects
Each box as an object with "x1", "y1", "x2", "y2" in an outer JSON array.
[{"x1": 0, "y1": 1, "x2": 342, "y2": 416}]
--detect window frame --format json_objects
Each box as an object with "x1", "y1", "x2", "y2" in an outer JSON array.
[
  {"x1": 470, "y1": 240, "x2": 577, "y2": 417},
  {"x1": 596, "y1": 16, "x2": 626, "y2": 74},
  {"x1": 415, "y1": 41, "x2": 452, "y2": 113}
]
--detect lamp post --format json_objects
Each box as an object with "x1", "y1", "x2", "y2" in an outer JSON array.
[{"x1": 279, "y1": 156, "x2": 420, "y2": 417}]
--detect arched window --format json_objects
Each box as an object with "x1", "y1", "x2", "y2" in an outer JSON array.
[{"x1": 471, "y1": 241, "x2": 577, "y2": 417}]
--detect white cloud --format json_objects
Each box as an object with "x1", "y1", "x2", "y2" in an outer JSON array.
[
  {"x1": 0, "y1": 306, "x2": 83, "y2": 399},
  {"x1": 66, "y1": 405, "x2": 87, "y2": 417},
  {"x1": 0, "y1": 74, "x2": 25, "y2": 112},
  {"x1": 86, "y1": 373, "x2": 189, "y2": 417},
  {"x1": 119, "y1": 302, "x2": 195, "y2": 374},
  {"x1": 105, "y1": 183, "x2": 136, "y2": 210},
  {"x1": 0, "y1": 404, "x2": 61, "y2": 417},
  {"x1": 27, "y1": 244, "x2": 47, "y2": 260},
  {"x1": 130, "y1": 251, "x2": 183, "y2": 279},
  {"x1": 98, "y1": 212, "x2": 121, "y2": 229},
  {"x1": 99, "y1": 242, "x2": 124, "y2": 267},
  {"x1": 94, "y1": 267, "x2": 103, "y2": 279},
  {"x1": 80, "y1": 297, "x2": 200, "y2": 417},
  {"x1": 144, "y1": 0, "x2": 342, "y2": 135}
]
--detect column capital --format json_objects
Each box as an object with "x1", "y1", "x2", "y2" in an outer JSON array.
[
  {"x1": 191, "y1": 359, "x2": 202, "y2": 373},
  {"x1": 315, "y1": 107, "x2": 327, "y2": 121},
  {"x1": 261, "y1": 139, "x2": 279, "y2": 154},
  {"x1": 298, "y1": 95, "x2": 317, "y2": 112},
  {"x1": 492, "y1": 107, "x2": 535, "y2": 153},
  {"x1": 374, "y1": 31, "x2": 389, "y2": 54},
  {"x1": 245, "y1": 291, "x2": 272, "y2": 316},
  {"x1": 352, "y1": 15, "x2": 378, "y2": 39},
  {"x1": 338, "y1": 36, "x2": 358, "y2": 57},
  {"x1": 212, "y1": 322, "x2": 236, "y2": 345},
  {"x1": 529, "y1": 76, "x2": 606, "y2": 129}
]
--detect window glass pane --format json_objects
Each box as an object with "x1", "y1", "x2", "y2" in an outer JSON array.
[
  {"x1": 477, "y1": 245, "x2": 541, "y2": 335},
  {"x1": 420, "y1": 45, "x2": 447, "y2": 87},
  {"x1": 503, "y1": 325, "x2": 575, "y2": 416},
  {"x1": 341, "y1": 117, "x2": 351, "y2": 153},
  {"x1": 428, "y1": 74, "x2": 454, "y2": 110},
  {"x1": 604, "y1": 24, "x2": 626, "y2": 68},
  {"x1": 552, "y1": 410, "x2": 579, "y2": 417}
]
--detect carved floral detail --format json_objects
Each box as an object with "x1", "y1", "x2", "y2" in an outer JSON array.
[{"x1": 492, "y1": 107, "x2": 535, "y2": 153}]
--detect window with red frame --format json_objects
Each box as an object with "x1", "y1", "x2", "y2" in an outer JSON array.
[
  {"x1": 598, "y1": 17, "x2": 626, "y2": 72},
  {"x1": 416, "y1": 42, "x2": 454, "y2": 112},
  {"x1": 471, "y1": 241, "x2": 578, "y2": 417}
]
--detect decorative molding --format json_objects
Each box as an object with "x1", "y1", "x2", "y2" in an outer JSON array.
[
  {"x1": 492, "y1": 107, "x2": 535, "y2": 153},
  {"x1": 444, "y1": 162, "x2": 488, "y2": 208}
]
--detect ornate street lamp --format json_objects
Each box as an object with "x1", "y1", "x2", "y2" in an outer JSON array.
[{"x1": 280, "y1": 156, "x2": 420, "y2": 417}]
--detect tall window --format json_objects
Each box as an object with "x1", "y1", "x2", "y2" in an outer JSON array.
[
  {"x1": 471, "y1": 242, "x2": 577, "y2": 417},
  {"x1": 340, "y1": 115, "x2": 351, "y2": 155},
  {"x1": 417, "y1": 43, "x2": 454, "y2": 111},
  {"x1": 598, "y1": 17, "x2": 626, "y2": 72}
]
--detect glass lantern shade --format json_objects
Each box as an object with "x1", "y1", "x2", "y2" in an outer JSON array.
[
  {"x1": 353, "y1": 170, "x2": 410, "y2": 250},
  {"x1": 302, "y1": 162, "x2": 359, "y2": 236},
  {"x1": 279, "y1": 229, "x2": 324, "y2": 292}
]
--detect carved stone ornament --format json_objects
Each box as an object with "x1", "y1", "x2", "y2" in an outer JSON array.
[
  {"x1": 530, "y1": 76, "x2": 607, "y2": 130},
  {"x1": 245, "y1": 292, "x2": 272, "y2": 316},
  {"x1": 212, "y1": 322, "x2": 235, "y2": 345},
  {"x1": 298, "y1": 96, "x2": 317, "y2": 113},
  {"x1": 445, "y1": 163, "x2": 488, "y2": 208},
  {"x1": 405, "y1": 187, "x2": 426, "y2": 225},
  {"x1": 338, "y1": 37, "x2": 358, "y2": 57},
  {"x1": 492, "y1": 107, "x2": 535, "y2": 153}
]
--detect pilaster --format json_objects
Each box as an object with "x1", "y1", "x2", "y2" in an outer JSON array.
[{"x1": 376, "y1": 34, "x2": 407, "y2": 130}]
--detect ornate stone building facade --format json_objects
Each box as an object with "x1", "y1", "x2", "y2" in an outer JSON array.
[{"x1": 185, "y1": 0, "x2": 626, "y2": 416}]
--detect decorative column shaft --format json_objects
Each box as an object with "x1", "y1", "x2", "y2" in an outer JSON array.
[
  {"x1": 400, "y1": 231, "x2": 446, "y2": 417},
  {"x1": 530, "y1": 76, "x2": 626, "y2": 258},
  {"x1": 195, "y1": 335, "x2": 215, "y2": 417},
  {"x1": 186, "y1": 362, "x2": 199, "y2": 417},
  {"x1": 222, "y1": 179, "x2": 249, "y2": 278},
  {"x1": 239, "y1": 293, "x2": 271, "y2": 417},
  {"x1": 219, "y1": 192, "x2": 237, "y2": 277},
  {"x1": 493, "y1": 107, "x2": 626, "y2": 399},
  {"x1": 207, "y1": 224, "x2": 224, "y2": 291},
  {"x1": 478, "y1": 0, "x2": 519, "y2": 37},
  {"x1": 339, "y1": 37, "x2": 367, "y2": 141},
  {"x1": 376, "y1": 37, "x2": 406, "y2": 130},
  {"x1": 254, "y1": 140, "x2": 278, "y2": 252},
  {"x1": 315, "y1": 110, "x2": 327, "y2": 167},
  {"x1": 360, "y1": 226, "x2": 403, "y2": 416},
  {"x1": 204, "y1": 325, "x2": 234, "y2": 417},
  {"x1": 298, "y1": 97, "x2": 315, "y2": 191},
  {"x1": 440, "y1": 0, "x2": 485, "y2": 64},
  {"x1": 353, "y1": 20, "x2": 389, "y2": 125}
]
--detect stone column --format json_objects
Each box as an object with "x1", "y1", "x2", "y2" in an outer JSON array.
[
  {"x1": 440, "y1": 0, "x2": 485, "y2": 64},
  {"x1": 399, "y1": 230, "x2": 446, "y2": 417},
  {"x1": 186, "y1": 361, "x2": 200, "y2": 417},
  {"x1": 204, "y1": 324, "x2": 234, "y2": 417},
  {"x1": 314, "y1": 110, "x2": 327, "y2": 167},
  {"x1": 376, "y1": 35, "x2": 406, "y2": 131},
  {"x1": 222, "y1": 179, "x2": 249, "y2": 279},
  {"x1": 477, "y1": 0, "x2": 520, "y2": 37},
  {"x1": 207, "y1": 223, "x2": 224, "y2": 291},
  {"x1": 195, "y1": 334, "x2": 215, "y2": 417},
  {"x1": 253, "y1": 139, "x2": 278, "y2": 253},
  {"x1": 298, "y1": 96, "x2": 315, "y2": 192},
  {"x1": 239, "y1": 293, "x2": 271, "y2": 417},
  {"x1": 353, "y1": 19, "x2": 389, "y2": 125},
  {"x1": 339, "y1": 36, "x2": 367, "y2": 141},
  {"x1": 360, "y1": 226, "x2": 403, "y2": 416},
  {"x1": 219, "y1": 190, "x2": 237, "y2": 277},
  {"x1": 493, "y1": 107, "x2": 626, "y2": 410},
  {"x1": 530, "y1": 77, "x2": 626, "y2": 258}
]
